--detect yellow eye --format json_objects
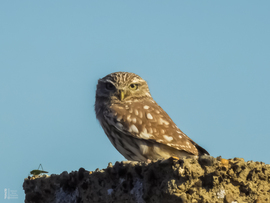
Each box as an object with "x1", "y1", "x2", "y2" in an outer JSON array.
[{"x1": 129, "y1": 84, "x2": 138, "y2": 90}]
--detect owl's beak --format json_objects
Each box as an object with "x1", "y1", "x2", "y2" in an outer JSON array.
[{"x1": 119, "y1": 90, "x2": 125, "y2": 101}]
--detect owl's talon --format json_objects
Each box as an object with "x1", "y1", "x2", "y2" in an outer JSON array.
[{"x1": 171, "y1": 156, "x2": 180, "y2": 160}]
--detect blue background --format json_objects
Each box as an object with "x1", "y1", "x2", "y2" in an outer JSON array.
[{"x1": 1, "y1": 1, "x2": 269, "y2": 202}]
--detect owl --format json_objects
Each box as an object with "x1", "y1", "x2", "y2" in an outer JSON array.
[{"x1": 95, "y1": 72, "x2": 209, "y2": 161}]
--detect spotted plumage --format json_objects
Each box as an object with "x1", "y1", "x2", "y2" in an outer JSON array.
[{"x1": 95, "y1": 72, "x2": 209, "y2": 161}]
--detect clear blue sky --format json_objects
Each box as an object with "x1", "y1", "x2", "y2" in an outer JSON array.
[{"x1": 1, "y1": 1, "x2": 269, "y2": 202}]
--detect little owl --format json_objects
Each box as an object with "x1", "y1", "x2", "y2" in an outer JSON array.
[{"x1": 95, "y1": 72, "x2": 209, "y2": 161}]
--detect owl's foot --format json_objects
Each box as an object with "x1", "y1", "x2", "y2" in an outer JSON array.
[
  {"x1": 160, "y1": 156, "x2": 180, "y2": 164},
  {"x1": 171, "y1": 156, "x2": 180, "y2": 160}
]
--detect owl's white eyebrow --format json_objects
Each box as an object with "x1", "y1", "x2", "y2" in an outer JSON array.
[
  {"x1": 103, "y1": 79, "x2": 114, "y2": 84},
  {"x1": 131, "y1": 78, "x2": 144, "y2": 83}
]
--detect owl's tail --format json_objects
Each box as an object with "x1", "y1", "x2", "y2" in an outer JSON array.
[{"x1": 195, "y1": 144, "x2": 210, "y2": 156}]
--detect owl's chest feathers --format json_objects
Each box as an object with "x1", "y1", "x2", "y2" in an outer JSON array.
[{"x1": 98, "y1": 114, "x2": 148, "y2": 161}]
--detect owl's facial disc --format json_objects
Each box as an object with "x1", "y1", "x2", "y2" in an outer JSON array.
[{"x1": 97, "y1": 72, "x2": 152, "y2": 102}]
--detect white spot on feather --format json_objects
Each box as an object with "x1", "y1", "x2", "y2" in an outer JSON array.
[
  {"x1": 127, "y1": 115, "x2": 131, "y2": 122},
  {"x1": 132, "y1": 117, "x2": 137, "y2": 123},
  {"x1": 146, "y1": 113, "x2": 153, "y2": 120},
  {"x1": 143, "y1": 105, "x2": 149, "y2": 109},
  {"x1": 140, "y1": 132, "x2": 153, "y2": 139},
  {"x1": 117, "y1": 115, "x2": 122, "y2": 121},
  {"x1": 129, "y1": 124, "x2": 139, "y2": 133},
  {"x1": 163, "y1": 135, "x2": 173, "y2": 142},
  {"x1": 186, "y1": 141, "x2": 191, "y2": 148},
  {"x1": 179, "y1": 135, "x2": 182, "y2": 138},
  {"x1": 134, "y1": 109, "x2": 139, "y2": 115},
  {"x1": 158, "y1": 118, "x2": 169, "y2": 125}
]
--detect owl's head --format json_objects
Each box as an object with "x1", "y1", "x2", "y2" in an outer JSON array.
[{"x1": 95, "y1": 72, "x2": 152, "y2": 103}]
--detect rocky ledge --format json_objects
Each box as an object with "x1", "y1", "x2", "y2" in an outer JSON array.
[{"x1": 23, "y1": 156, "x2": 270, "y2": 203}]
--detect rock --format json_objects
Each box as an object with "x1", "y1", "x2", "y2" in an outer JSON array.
[{"x1": 23, "y1": 156, "x2": 270, "y2": 203}]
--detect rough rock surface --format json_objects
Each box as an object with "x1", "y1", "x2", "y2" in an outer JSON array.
[{"x1": 23, "y1": 156, "x2": 270, "y2": 203}]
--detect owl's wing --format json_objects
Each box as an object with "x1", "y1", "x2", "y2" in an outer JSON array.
[{"x1": 103, "y1": 100, "x2": 208, "y2": 156}]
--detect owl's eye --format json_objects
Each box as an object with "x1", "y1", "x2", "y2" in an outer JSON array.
[
  {"x1": 129, "y1": 84, "x2": 138, "y2": 90},
  {"x1": 105, "y1": 82, "x2": 115, "y2": 90}
]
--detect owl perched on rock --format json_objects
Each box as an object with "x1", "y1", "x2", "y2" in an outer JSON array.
[{"x1": 95, "y1": 72, "x2": 209, "y2": 161}]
